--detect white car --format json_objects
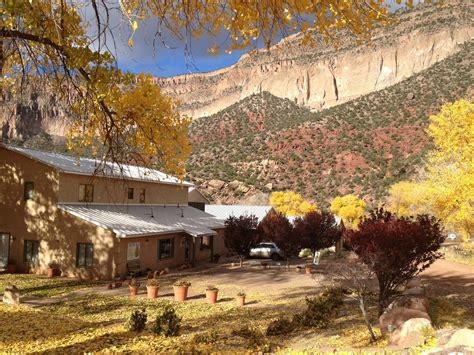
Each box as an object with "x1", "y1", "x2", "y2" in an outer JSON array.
[{"x1": 249, "y1": 242, "x2": 284, "y2": 260}]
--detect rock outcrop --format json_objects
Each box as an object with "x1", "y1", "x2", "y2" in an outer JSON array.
[{"x1": 157, "y1": 1, "x2": 473, "y2": 119}]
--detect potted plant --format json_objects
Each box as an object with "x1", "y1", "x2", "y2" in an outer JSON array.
[
  {"x1": 173, "y1": 280, "x2": 191, "y2": 302},
  {"x1": 47, "y1": 261, "x2": 59, "y2": 278},
  {"x1": 128, "y1": 278, "x2": 140, "y2": 296},
  {"x1": 6, "y1": 259, "x2": 16, "y2": 274},
  {"x1": 205, "y1": 285, "x2": 219, "y2": 304},
  {"x1": 305, "y1": 264, "x2": 313, "y2": 275},
  {"x1": 146, "y1": 278, "x2": 160, "y2": 299},
  {"x1": 236, "y1": 290, "x2": 246, "y2": 307}
]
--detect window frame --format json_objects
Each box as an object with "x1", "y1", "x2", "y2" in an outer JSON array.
[
  {"x1": 157, "y1": 238, "x2": 174, "y2": 260},
  {"x1": 24, "y1": 181, "x2": 35, "y2": 201},
  {"x1": 78, "y1": 184, "x2": 94, "y2": 202},
  {"x1": 76, "y1": 243, "x2": 94, "y2": 267},
  {"x1": 139, "y1": 188, "x2": 145, "y2": 203},
  {"x1": 200, "y1": 235, "x2": 213, "y2": 251},
  {"x1": 127, "y1": 187, "x2": 134, "y2": 200},
  {"x1": 23, "y1": 240, "x2": 39, "y2": 264}
]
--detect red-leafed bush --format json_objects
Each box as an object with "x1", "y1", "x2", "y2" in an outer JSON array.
[
  {"x1": 345, "y1": 208, "x2": 445, "y2": 315},
  {"x1": 224, "y1": 215, "x2": 259, "y2": 267},
  {"x1": 258, "y1": 212, "x2": 298, "y2": 268},
  {"x1": 294, "y1": 211, "x2": 343, "y2": 255}
]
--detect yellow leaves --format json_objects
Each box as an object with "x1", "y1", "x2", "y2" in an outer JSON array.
[
  {"x1": 386, "y1": 99, "x2": 474, "y2": 241},
  {"x1": 269, "y1": 191, "x2": 317, "y2": 217},
  {"x1": 330, "y1": 194, "x2": 366, "y2": 230}
]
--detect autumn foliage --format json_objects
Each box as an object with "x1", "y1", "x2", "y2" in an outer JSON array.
[
  {"x1": 330, "y1": 194, "x2": 366, "y2": 230},
  {"x1": 270, "y1": 191, "x2": 317, "y2": 217},
  {"x1": 387, "y1": 99, "x2": 474, "y2": 241},
  {"x1": 258, "y1": 212, "x2": 298, "y2": 267},
  {"x1": 223, "y1": 215, "x2": 259, "y2": 267},
  {"x1": 345, "y1": 208, "x2": 445, "y2": 315},
  {"x1": 294, "y1": 211, "x2": 343, "y2": 254}
]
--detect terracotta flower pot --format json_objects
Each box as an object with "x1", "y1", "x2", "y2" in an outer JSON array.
[
  {"x1": 7, "y1": 264, "x2": 16, "y2": 274},
  {"x1": 47, "y1": 267, "x2": 55, "y2": 278},
  {"x1": 173, "y1": 286, "x2": 189, "y2": 302},
  {"x1": 206, "y1": 289, "x2": 219, "y2": 304},
  {"x1": 147, "y1": 285, "x2": 159, "y2": 299},
  {"x1": 305, "y1": 266, "x2": 312, "y2": 275},
  {"x1": 237, "y1": 295, "x2": 245, "y2": 307},
  {"x1": 129, "y1": 285, "x2": 139, "y2": 296}
]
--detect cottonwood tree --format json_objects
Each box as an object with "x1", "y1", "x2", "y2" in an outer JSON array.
[
  {"x1": 2, "y1": 0, "x2": 424, "y2": 171},
  {"x1": 270, "y1": 191, "x2": 316, "y2": 217},
  {"x1": 387, "y1": 99, "x2": 474, "y2": 241},
  {"x1": 330, "y1": 194, "x2": 366, "y2": 230},
  {"x1": 223, "y1": 214, "x2": 259, "y2": 268},
  {"x1": 258, "y1": 212, "x2": 298, "y2": 268},
  {"x1": 345, "y1": 208, "x2": 445, "y2": 315},
  {"x1": 294, "y1": 211, "x2": 342, "y2": 262}
]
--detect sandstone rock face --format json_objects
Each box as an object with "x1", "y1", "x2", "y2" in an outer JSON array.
[
  {"x1": 390, "y1": 318, "x2": 433, "y2": 347},
  {"x1": 2, "y1": 285, "x2": 21, "y2": 305},
  {"x1": 379, "y1": 307, "x2": 431, "y2": 335},
  {"x1": 445, "y1": 329, "x2": 474, "y2": 348},
  {"x1": 157, "y1": 2, "x2": 472, "y2": 119}
]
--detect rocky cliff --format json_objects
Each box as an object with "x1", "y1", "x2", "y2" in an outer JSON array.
[{"x1": 157, "y1": 1, "x2": 473, "y2": 119}]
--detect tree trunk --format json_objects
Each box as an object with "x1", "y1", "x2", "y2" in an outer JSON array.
[
  {"x1": 239, "y1": 256, "x2": 243, "y2": 268},
  {"x1": 286, "y1": 257, "x2": 290, "y2": 270},
  {"x1": 359, "y1": 296, "x2": 377, "y2": 342}
]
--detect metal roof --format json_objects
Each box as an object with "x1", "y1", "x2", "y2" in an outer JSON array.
[
  {"x1": 204, "y1": 205, "x2": 275, "y2": 223},
  {"x1": 58, "y1": 204, "x2": 224, "y2": 238},
  {"x1": 3, "y1": 145, "x2": 192, "y2": 186}
]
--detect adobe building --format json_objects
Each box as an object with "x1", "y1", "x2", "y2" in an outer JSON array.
[{"x1": 0, "y1": 145, "x2": 226, "y2": 279}]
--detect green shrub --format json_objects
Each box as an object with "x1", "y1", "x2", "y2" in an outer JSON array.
[
  {"x1": 293, "y1": 287, "x2": 344, "y2": 328},
  {"x1": 266, "y1": 317, "x2": 296, "y2": 336},
  {"x1": 153, "y1": 305, "x2": 181, "y2": 336},
  {"x1": 125, "y1": 308, "x2": 147, "y2": 331},
  {"x1": 190, "y1": 330, "x2": 219, "y2": 344},
  {"x1": 231, "y1": 326, "x2": 269, "y2": 351}
]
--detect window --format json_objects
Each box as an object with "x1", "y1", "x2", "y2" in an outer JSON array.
[
  {"x1": 127, "y1": 242, "x2": 140, "y2": 261},
  {"x1": 76, "y1": 243, "x2": 93, "y2": 267},
  {"x1": 78, "y1": 184, "x2": 94, "y2": 202},
  {"x1": 127, "y1": 187, "x2": 134, "y2": 200},
  {"x1": 200, "y1": 236, "x2": 213, "y2": 251},
  {"x1": 139, "y1": 189, "x2": 145, "y2": 203},
  {"x1": 24, "y1": 181, "x2": 35, "y2": 200},
  {"x1": 158, "y1": 238, "x2": 174, "y2": 260},
  {"x1": 24, "y1": 240, "x2": 39, "y2": 264}
]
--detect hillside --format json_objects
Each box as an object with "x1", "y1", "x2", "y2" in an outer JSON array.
[
  {"x1": 158, "y1": 1, "x2": 473, "y2": 118},
  {"x1": 187, "y1": 40, "x2": 473, "y2": 207}
]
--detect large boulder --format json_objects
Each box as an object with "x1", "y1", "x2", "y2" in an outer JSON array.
[
  {"x1": 207, "y1": 179, "x2": 226, "y2": 190},
  {"x1": 389, "y1": 318, "x2": 433, "y2": 347},
  {"x1": 446, "y1": 329, "x2": 474, "y2": 348},
  {"x1": 389, "y1": 296, "x2": 429, "y2": 313},
  {"x1": 379, "y1": 306, "x2": 431, "y2": 335},
  {"x1": 2, "y1": 284, "x2": 21, "y2": 305},
  {"x1": 403, "y1": 286, "x2": 426, "y2": 296}
]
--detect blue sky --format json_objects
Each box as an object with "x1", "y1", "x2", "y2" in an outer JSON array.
[{"x1": 107, "y1": 1, "x2": 408, "y2": 78}]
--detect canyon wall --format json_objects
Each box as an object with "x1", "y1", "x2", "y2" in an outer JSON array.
[{"x1": 156, "y1": 2, "x2": 473, "y2": 119}]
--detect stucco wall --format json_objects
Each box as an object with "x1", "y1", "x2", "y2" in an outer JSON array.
[
  {"x1": 0, "y1": 147, "x2": 117, "y2": 279},
  {"x1": 58, "y1": 173, "x2": 189, "y2": 205}
]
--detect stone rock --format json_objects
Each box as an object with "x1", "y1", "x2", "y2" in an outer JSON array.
[
  {"x1": 406, "y1": 278, "x2": 422, "y2": 289},
  {"x1": 389, "y1": 296, "x2": 429, "y2": 313},
  {"x1": 379, "y1": 307, "x2": 431, "y2": 335},
  {"x1": 157, "y1": 12, "x2": 472, "y2": 120},
  {"x1": 406, "y1": 92, "x2": 415, "y2": 100},
  {"x1": 265, "y1": 183, "x2": 273, "y2": 190},
  {"x1": 389, "y1": 318, "x2": 432, "y2": 347},
  {"x1": 403, "y1": 286, "x2": 426, "y2": 296},
  {"x1": 207, "y1": 179, "x2": 226, "y2": 190},
  {"x1": 228, "y1": 180, "x2": 242, "y2": 190},
  {"x1": 2, "y1": 284, "x2": 21, "y2": 305},
  {"x1": 446, "y1": 329, "x2": 474, "y2": 348}
]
